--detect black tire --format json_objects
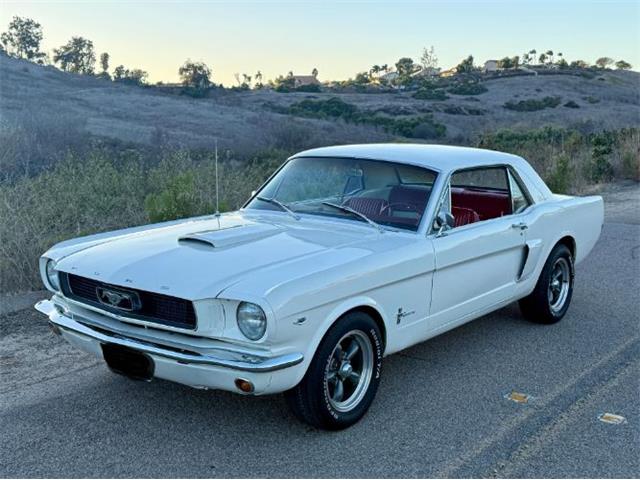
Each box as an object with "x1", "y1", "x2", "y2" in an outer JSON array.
[
  {"x1": 284, "y1": 311, "x2": 383, "y2": 430},
  {"x1": 519, "y1": 243, "x2": 574, "y2": 324}
]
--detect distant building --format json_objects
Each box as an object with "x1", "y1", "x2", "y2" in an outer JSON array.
[
  {"x1": 484, "y1": 60, "x2": 499, "y2": 72},
  {"x1": 291, "y1": 75, "x2": 321, "y2": 87},
  {"x1": 378, "y1": 71, "x2": 399, "y2": 83},
  {"x1": 439, "y1": 67, "x2": 458, "y2": 78},
  {"x1": 411, "y1": 67, "x2": 441, "y2": 78}
]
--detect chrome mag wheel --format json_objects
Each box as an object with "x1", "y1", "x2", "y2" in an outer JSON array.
[
  {"x1": 324, "y1": 330, "x2": 374, "y2": 413},
  {"x1": 548, "y1": 257, "x2": 570, "y2": 314}
]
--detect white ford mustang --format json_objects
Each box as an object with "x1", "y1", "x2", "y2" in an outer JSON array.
[{"x1": 35, "y1": 144, "x2": 603, "y2": 429}]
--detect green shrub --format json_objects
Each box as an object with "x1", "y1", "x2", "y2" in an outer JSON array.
[
  {"x1": 622, "y1": 152, "x2": 639, "y2": 180},
  {"x1": 503, "y1": 96, "x2": 562, "y2": 111},
  {"x1": 447, "y1": 82, "x2": 488, "y2": 95},
  {"x1": 545, "y1": 154, "x2": 572, "y2": 193},
  {"x1": 287, "y1": 97, "x2": 358, "y2": 120},
  {"x1": 294, "y1": 83, "x2": 321, "y2": 93},
  {"x1": 563, "y1": 101, "x2": 580, "y2": 109},
  {"x1": 413, "y1": 88, "x2": 449, "y2": 100},
  {"x1": 284, "y1": 98, "x2": 446, "y2": 139},
  {"x1": 144, "y1": 171, "x2": 213, "y2": 222}
]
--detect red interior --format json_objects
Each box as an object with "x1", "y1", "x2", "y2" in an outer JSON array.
[
  {"x1": 451, "y1": 206, "x2": 480, "y2": 227},
  {"x1": 451, "y1": 187, "x2": 511, "y2": 223},
  {"x1": 343, "y1": 186, "x2": 511, "y2": 230}
]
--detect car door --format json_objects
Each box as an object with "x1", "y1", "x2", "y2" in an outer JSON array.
[{"x1": 428, "y1": 166, "x2": 528, "y2": 330}]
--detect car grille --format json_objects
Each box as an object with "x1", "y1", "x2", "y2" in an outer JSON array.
[{"x1": 59, "y1": 272, "x2": 197, "y2": 330}]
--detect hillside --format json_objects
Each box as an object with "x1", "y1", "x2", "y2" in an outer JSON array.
[{"x1": 1, "y1": 54, "x2": 638, "y2": 162}]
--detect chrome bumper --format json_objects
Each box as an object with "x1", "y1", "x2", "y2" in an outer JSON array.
[{"x1": 35, "y1": 299, "x2": 303, "y2": 373}]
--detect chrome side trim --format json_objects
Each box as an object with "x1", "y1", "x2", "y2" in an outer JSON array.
[{"x1": 35, "y1": 300, "x2": 303, "y2": 373}]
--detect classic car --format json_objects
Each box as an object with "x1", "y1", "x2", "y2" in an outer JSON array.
[{"x1": 35, "y1": 144, "x2": 603, "y2": 429}]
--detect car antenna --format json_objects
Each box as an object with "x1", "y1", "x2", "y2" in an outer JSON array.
[{"x1": 214, "y1": 138, "x2": 220, "y2": 219}]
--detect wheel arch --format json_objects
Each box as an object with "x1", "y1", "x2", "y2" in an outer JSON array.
[{"x1": 556, "y1": 235, "x2": 576, "y2": 259}]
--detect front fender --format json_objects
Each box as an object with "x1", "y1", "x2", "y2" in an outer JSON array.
[{"x1": 284, "y1": 295, "x2": 389, "y2": 388}]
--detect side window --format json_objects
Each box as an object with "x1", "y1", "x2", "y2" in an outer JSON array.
[
  {"x1": 508, "y1": 170, "x2": 531, "y2": 214},
  {"x1": 447, "y1": 166, "x2": 512, "y2": 228}
]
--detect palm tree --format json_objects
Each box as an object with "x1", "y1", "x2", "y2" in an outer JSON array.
[
  {"x1": 546, "y1": 50, "x2": 554, "y2": 64},
  {"x1": 369, "y1": 65, "x2": 381, "y2": 78},
  {"x1": 529, "y1": 49, "x2": 537, "y2": 65}
]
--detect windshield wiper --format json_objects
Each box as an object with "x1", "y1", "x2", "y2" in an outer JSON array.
[
  {"x1": 321, "y1": 201, "x2": 385, "y2": 233},
  {"x1": 256, "y1": 196, "x2": 300, "y2": 220}
]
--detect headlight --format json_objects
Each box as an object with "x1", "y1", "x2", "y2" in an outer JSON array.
[
  {"x1": 46, "y1": 259, "x2": 60, "y2": 291},
  {"x1": 236, "y1": 302, "x2": 267, "y2": 340}
]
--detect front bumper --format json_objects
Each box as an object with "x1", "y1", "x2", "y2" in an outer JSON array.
[{"x1": 35, "y1": 299, "x2": 304, "y2": 393}]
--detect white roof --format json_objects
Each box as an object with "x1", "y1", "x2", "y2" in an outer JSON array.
[{"x1": 292, "y1": 143, "x2": 552, "y2": 200}]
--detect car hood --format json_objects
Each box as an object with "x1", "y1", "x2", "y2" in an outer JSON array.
[{"x1": 52, "y1": 211, "x2": 388, "y2": 300}]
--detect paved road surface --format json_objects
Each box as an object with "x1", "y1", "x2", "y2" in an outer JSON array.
[{"x1": 1, "y1": 184, "x2": 638, "y2": 478}]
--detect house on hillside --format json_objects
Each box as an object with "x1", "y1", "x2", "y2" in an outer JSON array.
[
  {"x1": 484, "y1": 60, "x2": 499, "y2": 72},
  {"x1": 411, "y1": 67, "x2": 441, "y2": 79},
  {"x1": 379, "y1": 70, "x2": 399, "y2": 83},
  {"x1": 439, "y1": 67, "x2": 458, "y2": 78},
  {"x1": 291, "y1": 75, "x2": 321, "y2": 87}
]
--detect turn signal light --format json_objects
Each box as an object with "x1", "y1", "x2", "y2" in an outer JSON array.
[{"x1": 234, "y1": 378, "x2": 254, "y2": 393}]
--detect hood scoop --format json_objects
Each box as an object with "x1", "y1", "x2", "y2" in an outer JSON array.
[{"x1": 178, "y1": 223, "x2": 280, "y2": 249}]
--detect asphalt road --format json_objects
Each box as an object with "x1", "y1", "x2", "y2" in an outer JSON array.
[{"x1": 1, "y1": 184, "x2": 639, "y2": 478}]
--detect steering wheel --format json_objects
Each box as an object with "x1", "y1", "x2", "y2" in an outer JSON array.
[{"x1": 380, "y1": 202, "x2": 421, "y2": 216}]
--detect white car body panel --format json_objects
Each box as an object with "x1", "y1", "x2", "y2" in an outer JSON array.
[{"x1": 35, "y1": 144, "x2": 604, "y2": 395}]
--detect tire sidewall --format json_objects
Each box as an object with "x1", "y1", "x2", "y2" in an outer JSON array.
[
  {"x1": 543, "y1": 245, "x2": 575, "y2": 320},
  {"x1": 311, "y1": 312, "x2": 383, "y2": 429}
]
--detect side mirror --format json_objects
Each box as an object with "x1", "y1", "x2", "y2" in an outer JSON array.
[
  {"x1": 434, "y1": 211, "x2": 455, "y2": 236},
  {"x1": 251, "y1": 190, "x2": 257, "y2": 197}
]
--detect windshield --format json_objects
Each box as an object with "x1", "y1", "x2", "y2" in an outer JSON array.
[{"x1": 245, "y1": 156, "x2": 437, "y2": 231}]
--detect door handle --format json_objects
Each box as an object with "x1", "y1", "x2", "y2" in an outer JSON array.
[{"x1": 512, "y1": 222, "x2": 528, "y2": 230}]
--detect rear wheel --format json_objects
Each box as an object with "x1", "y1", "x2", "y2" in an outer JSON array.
[
  {"x1": 285, "y1": 311, "x2": 383, "y2": 430},
  {"x1": 519, "y1": 243, "x2": 574, "y2": 324}
]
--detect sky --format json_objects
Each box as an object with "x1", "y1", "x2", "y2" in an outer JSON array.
[{"x1": 1, "y1": 0, "x2": 638, "y2": 85}]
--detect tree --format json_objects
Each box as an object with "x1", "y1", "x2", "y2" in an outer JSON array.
[
  {"x1": 556, "y1": 58, "x2": 568, "y2": 69},
  {"x1": 522, "y1": 52, "x2": 531, "y2": 65},
  {"x1": 529, "y1": 49, "x2": 537, "y2": 64},
  {"x1": 595, "y1": 57, "x2": 614, "y2": 69},
  {"x1": 545, "y1": 50, "x2": 554, "y2": 63},
  {"x1": 113, "y1": 65, "x2": 126, "y2": 80},
  {"x1": 311, "y1": 67, "x2": 318, "y2": 78},
  {"x1": 420, "y1": 45, "x2": 438, "y2": 70},
  {"x1": 112, "y1": 65, "x2": 147, "y2": 85},
  {"x1": 538, "y1": 52, "x2": 547, "y2": 65},
  {"x1": 395, "y1": 57, "x2": 419, "y2": 84},
  {"x1": 53, "y1": 36, "x2": 96, "y2": 74},
  {"x1": 497, "y1": 56, "x2": 513, "y2": 69},
  {"x1": 369, "y1": 65, "x2": 381, "y2": 78},
  {"x1": 100, "y1": 52, "x2": 109, "y2": 72},
  {"x1": 96, "y1": 52, "x2": 110, "y2": 79},
  {"x1": 179, "y1": 60, "x2": 212, "y2": 90},
  {"x1": 615, "y1": 59, "x2": 632, "y2": 70},
  {"x1": 455, "y1": 55, "x2": 474, "y2": 73},
  {"x1": 511, "y1": 55, "x2": 520, "y2": 69},
  {"x1": 254, "y1": 70, "x2": 263, "y2": 88},
  {"x1": 1, "y1": 16, "x2": 45, "y2": 62},
  {"x1": 354, "y1": 72, "x2": 370, "y2": 84},
  {"x1": 570, "y1": 59, "x2": 589, "y2": 69}
]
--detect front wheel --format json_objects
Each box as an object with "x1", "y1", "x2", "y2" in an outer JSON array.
[
  {"x1": 519, "y1": 243, "x2": 574, "y2": 324},
  {"x1": 284, "y1": 311, "x2": 383, "y2": 430}
]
